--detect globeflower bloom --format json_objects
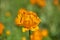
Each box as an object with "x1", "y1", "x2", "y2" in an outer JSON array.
[
  {"x1": 37, "y1": 0, "x2": 46, "y2": 7},
  {"x1": 15, "y1": 8, "x2": 41, "y2": 32},
  {"x1": 30, "y1": 29, "x2": 48, "y2": 40},
  {"x1": 30, "y1": 0, "x2": 37, "y2": 5},
  {"x1": 41, "y1": 29, "x2": 48, "y2": 37},
  {"x1": 0, "y1": 23, "x2": 4, "y2": 35},
  {"x1": 30, "y1": 0, "x2": 46, "y2": 7},
  {"x1": 54, "y1": 0, "x2": 59, "y2": 5},
  {"x1": 30, "y1": 29, "x2": 43, "y2": 40}
]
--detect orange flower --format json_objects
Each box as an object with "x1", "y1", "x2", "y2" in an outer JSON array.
[
  {"x1": 41, "y1": 29, "x2": 48, "y2": 37},
  {"x1": 37, "y1": 0, "x2": 46, "y2": 7},
  {"x1": 30, "y1": 29, "x2": 48, "y2": 40},
  {"x1": 54, "y1": 0, "x2": 59, "y2": 5},
  {"x1": 30, "y1": 0, "x2": 46, "y2": 7},
  {"x1": 30, "y1": 30, "x2": 43, "y2": 40},
  {"x1": 15, "y1": 8, "x2": 41, "y2": 31},
  {"x1": 30, "y1": 0, "x2": 37, "y2": 5},
  {"x1": 0, "y1": 23, "x2": 4, "y2": 35},
  {"x1": 23, "y1": 11, "x2": 40, "y2": 28}
]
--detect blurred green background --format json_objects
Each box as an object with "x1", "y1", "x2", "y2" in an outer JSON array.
[{"x1": 0, "y1": 0, "x2": 60, "y2": 40}]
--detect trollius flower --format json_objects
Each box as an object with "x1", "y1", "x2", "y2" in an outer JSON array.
[
  {"x1": 41, "y1": 29, "x2": 48, "y2": 37},
  {"x1": 30, "y1": 29, "x2": 48, "y2": 40},
  {"x1": 0, "y1": 23, "x2": 4, "y2": 35},
  {"x1": 30, "y1": 0, "x2": 46, "y2": 7},
  {"x1": 37, "y1": 0, "x2": 46, "y2": 7},
  {"x1": 30, "y1": 0, "x2": 37, "y2": 5},
  {"x1": 30, "y1": 29, "x2": 43, "y2": 40},
  {"x1": 54, "y1": 0, "x2": 59, "y2": 5},
  {"x1": 15, "y1": 8, "x2": 41, "y2": 32}
]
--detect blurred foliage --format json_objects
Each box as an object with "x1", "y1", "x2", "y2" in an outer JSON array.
[{"x1": 0, "y1": 0, "x2": 60, "y2": 40}]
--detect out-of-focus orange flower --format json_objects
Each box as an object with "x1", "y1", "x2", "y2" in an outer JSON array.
[
  {"x1": 41, "y1": 29, "x2": 48, "y2": 37},
  {"x1": 30, "y1": 29, "x2": 48, "y2": 40},
  {"x1": 37, "y1": 0, "x2": 46, "y2": 7},
  {"x1": 30, "y1": 0, "x2": 46, "y2": 7},
  {"x1": 0, "y1": 23, "x2": 4, "y2": 35},
  {"x1": 15, "y1": 8, "x2": 41, "y2": 32},
  {"x1": 54, "y1": 0, "x2": 59, "y2": 5},
  {"x1": 30, "y1": 0, "x2": 37, "y2": 5},
  {"x1": 30, "y1": 29, "x2": 43, "y2": 40}
]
